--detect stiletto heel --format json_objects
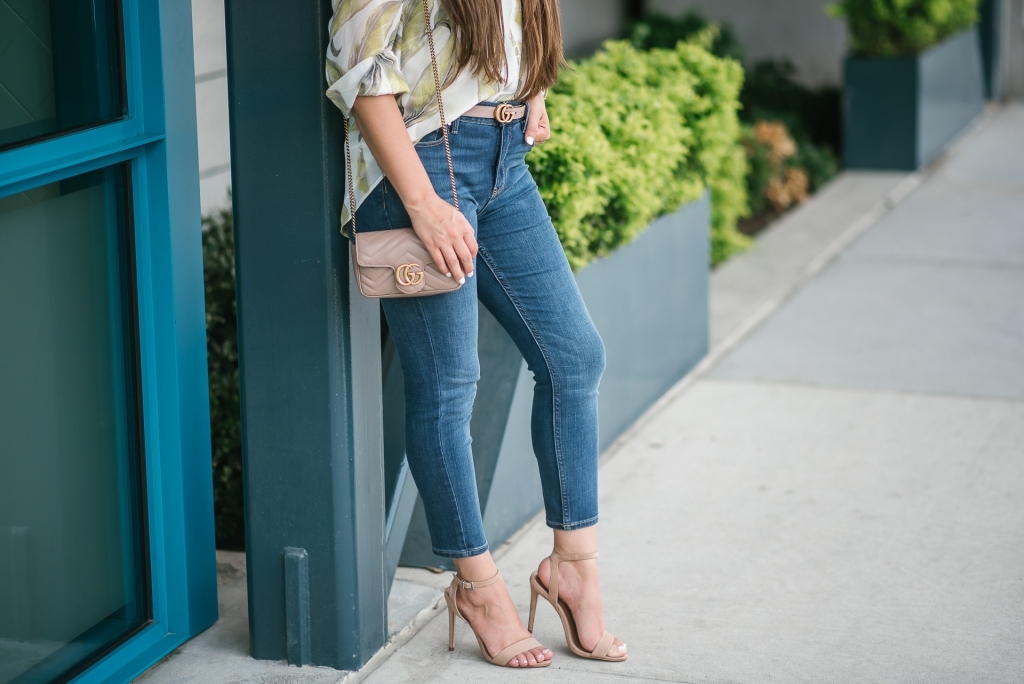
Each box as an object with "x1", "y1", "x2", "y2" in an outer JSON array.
[
  {"x1": 443, "y1": 569, "x2": 551, "y2": 668},
  {"x1": 529, "y1": 551, "x2": 626, "y2": 662},
  {"x1": 448, "y1": 602, "x2": 456, "y2": 651},
  {"x1": 528, "y1": 586, "x2": 539, "y2": 633}
]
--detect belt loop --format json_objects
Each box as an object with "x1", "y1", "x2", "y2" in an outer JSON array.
[{"x1": 451, "y1": 116, "x2": 459, "y2": 134}]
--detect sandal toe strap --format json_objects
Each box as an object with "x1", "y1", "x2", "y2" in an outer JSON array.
[
  {"x1": 491, "y1": 637, "x2": 544, "y2": 666},
  {"x1": 592, "y1": 630, "x2": 617, "y2": 658}
]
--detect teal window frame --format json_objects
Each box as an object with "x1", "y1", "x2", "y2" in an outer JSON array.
[{"x1": 0, "y1": 0, "x2": 218, "y2": 681}]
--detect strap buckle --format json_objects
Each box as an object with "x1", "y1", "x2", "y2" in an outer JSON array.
[{"x1": 493, "y1": 103, "x2": 515, "y2": 124}]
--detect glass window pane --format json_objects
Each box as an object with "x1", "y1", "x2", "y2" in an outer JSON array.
[
  {"x1": 0, "y1": 164, "x2": 149, "y2": 684},
  {"x1": 0, "y1": 0, "x2": 126, "y2": 151}
]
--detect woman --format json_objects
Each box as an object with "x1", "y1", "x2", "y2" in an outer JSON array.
[{"x1": 326, "y1": 0, "x2": 626, "y2": 668}]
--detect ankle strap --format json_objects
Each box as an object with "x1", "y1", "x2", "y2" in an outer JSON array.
[
  {"x1": 551, "y1": 551, "x2": 598, "y2": 563},
  {"x1": 453, "y1": 569, "x2": 501, "y2": 590},
  {"x1": 548, "y1": 551, "x2": 597, "y2": 605}
]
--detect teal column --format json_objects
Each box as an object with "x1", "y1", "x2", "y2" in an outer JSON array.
[{"x1": 224, "y1": 0, "x2": 387, "y2": 669}]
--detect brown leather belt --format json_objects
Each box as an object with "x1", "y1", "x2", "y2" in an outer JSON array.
[{"x1": 462, "y1": 102, "x2": 527, "y2": 123}]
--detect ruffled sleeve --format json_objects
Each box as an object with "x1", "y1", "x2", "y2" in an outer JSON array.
[{"x1": 325, "y1": 0, "x2": 410, "y2": 117}]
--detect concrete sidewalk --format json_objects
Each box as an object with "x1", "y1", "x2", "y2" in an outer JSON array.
[
  {"x1": 138, "y1": 106, "x2": 1023, "y2": 684},
  {"x1": 354, "y1": 106, "x2": 1024, "y2": 683}
]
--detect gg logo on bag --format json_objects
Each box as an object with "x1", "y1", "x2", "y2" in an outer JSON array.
[
  {"x1": 493, "y1": 103, "x2": 514, "y2": 124},
  {"x1": 395, "y1": 263, "x2": 424, "y2": 287}
]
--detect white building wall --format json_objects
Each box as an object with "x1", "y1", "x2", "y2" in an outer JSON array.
[
  {"x1": 192, "y1": 0, "x2": 231, "y2": 214},
  {"x1": 649, "y1": 0, "x2": 847, "y2": 86},
  {"x1": 560, "y1": 0, "x2": 624, "y2": 56}
]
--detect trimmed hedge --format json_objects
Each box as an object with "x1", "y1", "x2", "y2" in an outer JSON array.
[
  {"x1": 828, "y1": 0, "x2": 979, "y2": 57},
  {"x1": 529, "y1": 36, "x2": 749, "y2": 269},
  {"x1": 202, "y1": 205, "x2": 245, "y2": 551}
]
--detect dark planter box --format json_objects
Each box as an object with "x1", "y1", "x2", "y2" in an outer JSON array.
[
  {"x1": 843, "y1": 27, "x2": 985, "y2": 170},
  {"x1": 979, "y1": 0, "x2": 1004, "y2": 99},
  {"x1": 392, "y1": 193, "x2": 711, "y2": 571}
]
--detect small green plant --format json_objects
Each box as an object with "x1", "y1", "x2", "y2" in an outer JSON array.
[
  {"x1": 828, "y1": 0, "x2": 979, "y2": 57},
  {"x1": 202, "y1": 203, "x2": 245, "y2": 551},
  {"x1": 530, "y1": 38, "x2": 750, "y2": 268}
]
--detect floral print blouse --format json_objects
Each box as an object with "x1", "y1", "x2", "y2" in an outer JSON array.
[{"x1": 326, "y1": 0, "x2": 524, "y2": 227}]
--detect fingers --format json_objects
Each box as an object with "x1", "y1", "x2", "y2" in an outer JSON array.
[
  {"x1": 463, "y1": 229, "x2": 479, "y2": 260},
  {"x1": 452, "y1": 237, "x2": 474, "y2": 279},
  {"x1": 427, "y1": 245, "x2": 449, "y2": 276},
  {"x1": 525, "y1": 124, "x2": 539, "y2": 146},
  {"x1": 413, "y1": 198, "x2": 476, "y2": 284},
  {"x1": 439, "y1": 243, "x2": 465, "y2": 283},
  {"x1": 525, "y1": 107, "x2": 542, "y2": 146}
]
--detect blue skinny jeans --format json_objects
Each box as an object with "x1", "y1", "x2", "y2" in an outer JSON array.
[{"x1": 353, "y1": 104, "x2": 605, "y2": 558}]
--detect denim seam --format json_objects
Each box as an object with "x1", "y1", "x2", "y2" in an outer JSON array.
[
  {"x1": 431, "y1": 541, "x2": 490, "y2": 559},
  {"x1": 415, "y1": 131, "x2": 447, "y2": 147},
  {"x1": 490, "y1": 127, "x2": 508, "y2": 199},
  {"x1": 546, "y1": 514, "x2": 599, "y2": 531},
  {"x1": 477, "y1": 246, "x2": 571, "y2": 526},
  {"x1": 414, "y1": 296, "x2": 473, "y2": 553}
]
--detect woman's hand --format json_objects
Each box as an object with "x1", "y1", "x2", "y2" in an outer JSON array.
[
  {"x1": 351, "y1": 95, "x2": 477, "y2": 281},
  {"x1": 406, "y1": 193, "x2": 478, "y2": 283},
  {"x1": 524, "y1": 93, "x2": 551, "y2": 146}
]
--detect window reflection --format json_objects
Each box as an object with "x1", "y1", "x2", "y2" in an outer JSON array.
[
  {"x1": 0, "y1": 164, "x2": 149, "y2": 684},
  {"x1": 0, "y1": 0, "x2": 126, "y2": 151}
]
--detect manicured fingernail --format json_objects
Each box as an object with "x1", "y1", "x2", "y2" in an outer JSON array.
[
  {"x1": 445, "y1": 272, "x2": 452, "y2": 278},
  {"x1": 467, "y1": 271, "x2": 475, "y2": 278},
  {"x1": 526, "y1": 136, "x2": 535, "y2": 145},
  {"x1": 458, "y1": 276, "x2": 466, "y2": 285}
]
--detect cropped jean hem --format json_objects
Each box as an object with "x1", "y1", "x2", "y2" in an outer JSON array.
[
  {"x1": 546, "y1": 515, "x2": 599, "y2": 532},
  {"x1": 432, "y1": 541, "x2": 490, "y2": 559}
]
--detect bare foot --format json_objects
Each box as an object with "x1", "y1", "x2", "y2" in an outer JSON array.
[{"x1": 536, "y1": 542, "x2": 626, "y2": 658}]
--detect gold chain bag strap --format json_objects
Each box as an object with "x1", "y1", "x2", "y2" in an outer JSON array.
[{"x1": 344, "y1": 0, "x2": 461, "y2": 298}]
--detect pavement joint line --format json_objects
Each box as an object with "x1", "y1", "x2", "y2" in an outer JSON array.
[{"x1": 701, "y1": 375, "x2": 1024, "y2": 407}]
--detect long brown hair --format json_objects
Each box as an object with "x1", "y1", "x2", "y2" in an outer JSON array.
[{"x1": 440, "y1": 0, "x2": 565, "y2": 102}]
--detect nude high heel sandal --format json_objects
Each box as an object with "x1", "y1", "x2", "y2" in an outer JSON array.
[
  {"x1": 444, "y1": 569, "x2": 551, "y2": 668},
  {"x1": 528, "y1": 551, "x2": 627, "y2": 662}
]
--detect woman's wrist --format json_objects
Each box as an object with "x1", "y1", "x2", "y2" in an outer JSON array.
[{"x1": 401, "y1": 185, "x2": 441, "y2": 216}]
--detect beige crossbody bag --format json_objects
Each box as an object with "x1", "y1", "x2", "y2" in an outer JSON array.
[{"x1": 343, "y1": 0, "x2": 462, "y2": 298}]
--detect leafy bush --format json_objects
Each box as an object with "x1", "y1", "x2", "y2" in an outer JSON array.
[
  {"x1": 740, "y1": 59, "x2": 841, "y2": 160},
  {"x1": 202, "y1": 205, "x2": 245, "y2": 551},
  {"x1": 530, "y1": 37, "x2": 750, "y2": 268},
  {"x1": 828, "y1": 0, "x2": 979, "y2": 57},
  {"x1": 628, "y1": 10, "x2": 840, "y2": 210}
]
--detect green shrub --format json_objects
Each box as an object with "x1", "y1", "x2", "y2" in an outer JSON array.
[
  {"x1": 740, "y1": 59, "x2": 841, "y2": 159},
  {"x1": 202, "y1": 204, "x2": 245, "y2": 551},
  {"x1": 530, "y1": 38, "x2": 750, "y2": 268},
  {"x1": 828, "y1": 0, "x2": 979, "y2": 57}
]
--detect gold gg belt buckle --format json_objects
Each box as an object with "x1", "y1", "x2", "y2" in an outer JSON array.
[{"x1": 493, "y1": 103, "x2": 515, "y2": 124}]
